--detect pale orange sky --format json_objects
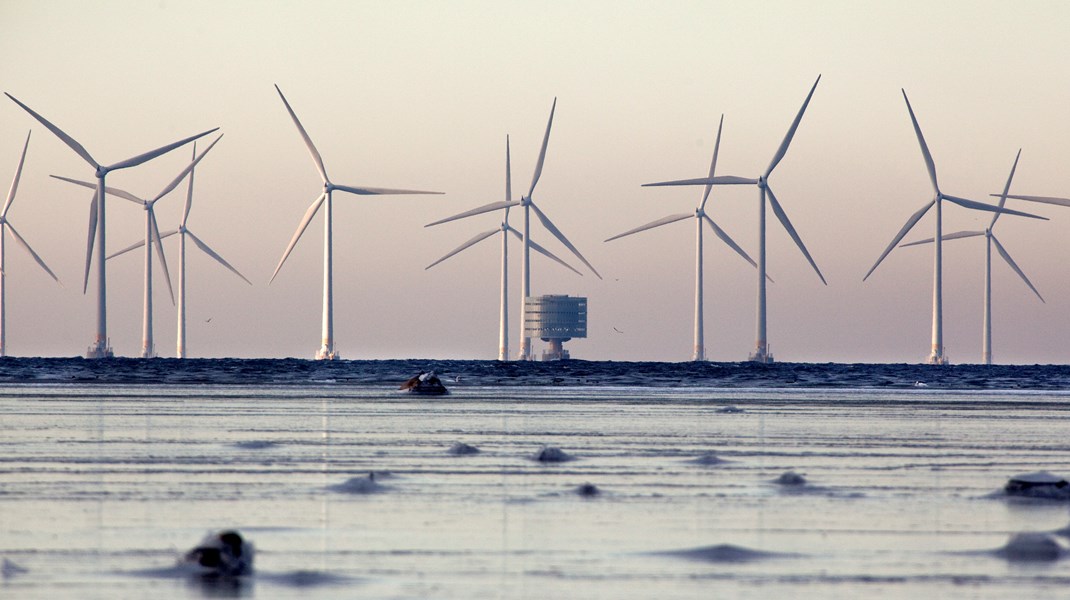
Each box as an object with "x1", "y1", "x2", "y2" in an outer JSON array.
[{"x1": 1, "y1": 0, "x2": 1069, "y2": 363}]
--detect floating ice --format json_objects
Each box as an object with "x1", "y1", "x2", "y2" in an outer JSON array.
[
  {"x1": 448, "y1": 442, "x2": 480, "y2": 456},
  {"x1": 532, "y1": 446, "x2": 574, "y2": 463},
  {"x1": 1004, "y1": 471, "x2": 1070, "y2": 500},
  {"x1": 182, "y1": 530, "x2": 254, "y2": 577},
  {"x1": 995, "y1": 533, "x2": 1064, "y2": 562}
]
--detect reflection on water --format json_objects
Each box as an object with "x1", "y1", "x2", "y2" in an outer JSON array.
[{"x1": 1, "y1": 382, "x2": 1069, "y2": 598}]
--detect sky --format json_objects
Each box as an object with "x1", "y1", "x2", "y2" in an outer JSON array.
[{"x1": 1, "y1": 0, "x2": 1069, "y2": 363}]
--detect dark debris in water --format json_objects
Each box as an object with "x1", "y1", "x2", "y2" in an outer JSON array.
[{"x1": 3, "y1": 357, "x2": 1070, "y2": 389}]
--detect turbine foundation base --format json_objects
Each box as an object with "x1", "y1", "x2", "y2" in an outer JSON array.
[
  {"x1": 748, "y1": 347, "x2": 774, "y2": 364},
  {"x1": 315, "y1": 348, "x2": 340, "y2": 360},
  {"x1": 86, "y1": 342, "x2": 114, "y2": 359}
]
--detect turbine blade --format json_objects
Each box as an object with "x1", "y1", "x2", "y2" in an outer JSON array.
[
  {"x1": 2, "y1": 130, "x2": 31, "y2": 218},
  {"x1": 150, "y1": 210, "x2": 175, "y2": 305},
  {"x1": 425, "y1": 200, "x2": 520, "y2": 227},
  {"x1": 182, "y1": 142, "x2": 196, "y2": 228},
  {"x1": 530, "y1": 202, "x2": 602, "y2": 279},
  {"x1": 270, "y1": 193, "x2": 325, "y2": 283},
  {"x1": 83, "y1": 192, "x2": 98, "y2": 294},
  {"x1": 51, "y1": 175, "x2": 145, "y2": 204},
  {"x1": 863, "y1": 199, "x2": 934, "y2": 281},
  {"x1": 107, "y1": 128, "x2": 219, "y2": 172},
  {"x1": 991, "y1": 234, "x2": 1043, "y2": 302},
  {"x1": 275, "y1": 85, "x2": 329, "y2": 183},
  {"x1": 899, "y1": 230, "x2": 984, "y2": 248},
  {"x1": 765, "y1": 185, "x2": 826, "y2": 285},
  {"x1": 702, "y1": 214, "x2": 757, "y2": 269},
  {"x1": 507, "y1": 226, "x2": 582, "y2": 276},
  {"x1": 332, "y1": 183, "x2": 442, "y2": 196},
  {"x1": 901, "y1": 89, "x2": 940, "y2": 195},
  {"x1": 425, "y1": 228, "x2": 499, "y2": 270},
  {"x1": 5, "y1": 93, "x2": 98, "y2": 168},
  {"x1": 604, "y1": 213, "x2": 691, "y2": 242},
  {"x1": 528, "y1": 97, "x2": 556, "y2": 197},
  {"x1": 700, "y1": 114, "x2": 724, "y2": 211},
  {"x1": 5, "y1": 222, "x2": 59, "y2": 282},
  {"x1": 505, "y1": 135, "x2": 512, "y2": 204},
  {"x1": 765, "y1": 75, "x2": 821, "y2": 178},
  {"x1": 942, "y1": 194, "x2": 1046, "y2": 220},
  {"x1": 990, "y1": 148, "x2": 1021, "y2": 229},
  {"x1": 106, "y1": 237, "x2": 148, "y2": 260},
  {"x1": 643, "y1": 175, "x2": 758, "y2": 188},
  {"x1": 186, "y1": 229, "x2": 253, "y2": 285},
  {"x1": 150, "y1": 134, "x2": 222, "y2": 203},
  {"x1": 995, "y1": 194, "x2": 1070, "y2": 208}
]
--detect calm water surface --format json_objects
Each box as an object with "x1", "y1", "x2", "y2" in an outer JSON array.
[{"x1": 2, "y1": 382, "x2": 1069, "y2": 598}]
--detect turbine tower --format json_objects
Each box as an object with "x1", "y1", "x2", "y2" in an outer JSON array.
[
  {"x1": 863, "y1": 91, "x2": 1046, "y2": 365},
  {"x1": 424, "y1": 136, "x2": 580, "y2": 360},
  {"x1": 59, "y1": 135, "x2": 224, "y2": 358},
  {"x1": 425, "y1": 99, "x2": 601, "y2": 360},
  {"x1": 270, "y1": 85, "x2": 442, "y2": 360},
  {"x1": 1, "y1": 131, "x2": 60, "y2": 356},
  {"x1": 5, "y1": 92, "x2": 216, "y2": 358},
  {"x1": 606, "y1": 116, "x2": 758, "y2": 361},
  {"x1": 104, "y1": 141, "x2": 252, "y2": 358},
  {"x1": 900, "y1": 151, "x2": 1047, "y2": 365},
  {"x1": 643, "y1": 76, "x2": 826, "y2": 363}
]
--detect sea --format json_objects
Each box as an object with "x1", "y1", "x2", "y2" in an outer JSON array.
[{"x1": 2, "y1": 358, "x2": 1069, "y2": 599}]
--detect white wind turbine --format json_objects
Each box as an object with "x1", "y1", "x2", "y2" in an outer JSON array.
[
  {"x1": 425, "y1": 99, "x2": 601, "y2": 360},
  {"x1": 899, "y1": 150, "x2": 1047, "y2": 365},
  {"x1": 5, "y1": 92, "x2": 216, "y2": 358},
  {"x1": 1, "y1": 131, "x2": 60, "y2": 356},
  {"x1": 643, "y1": 76, "x2": 825, "y2": 363},
  {"x1": 57, "y1": 135, "x2": 224, "y2": 358},
  {"x1": 270, "y1": 85, "x2": 442, "y2": 360},
  {"x1": 424, "y1": 136, "x2": 580, "y2": 361},
  {"x1": 863, "y1": 90, "x2": 1046, "y2": 365},
  {"x1": 104, "y1": 139, "x2": 252, "y2": 358},
  {"x1": 605, "y1": 115, "x2": 759, "y2": 361}
]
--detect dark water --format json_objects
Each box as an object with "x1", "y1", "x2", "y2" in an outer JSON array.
[{"x1": 2, "y1": 357, "x2": 1069, "y2": 389}]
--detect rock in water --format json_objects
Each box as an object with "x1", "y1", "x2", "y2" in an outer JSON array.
[
  {"x1": 533, "y1": 446, "x2": 574, "y2": 463},
  {"x1": 576, "y1": 482, "x2": 600, "y2": 497},
  {"x1": 997, "y1": 533, "x2": 1063, "y2": 561},
  {"x1": 328, "y1": 473, "x2": 385, "y2": 494},
  {"x1": 448, "y1": 442, "x2": 480, "y2": 456},
  {"x1": 183, "y1": 530, "x2": 254, "y2": 577},
  {"x1": 400, "y1": 372, "x2": 449, "y2": 395},
  {"x1": 1004, "y1": 471, "x2": 1070, "y2": 500},
  {"x1": 775, "y1": 471, "x2": 807, "y2": 486}
]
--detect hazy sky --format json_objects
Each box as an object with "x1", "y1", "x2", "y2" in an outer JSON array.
[{"x1": 2, "y1": 0, "x2": 1069, "y2": 363}]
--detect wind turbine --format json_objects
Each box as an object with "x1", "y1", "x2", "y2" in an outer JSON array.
[
  {"x1": 643, "y1": 76, "x2": 825, "y2": 363},
  {"x1": 863, "y1": 90, "x2": 1046, "y2": 365},
  {"x1": 57, "y1": 135, "x2": 224, "y2": 358},
  {"x1": 425, "y1": 99, "x2": 602, "y2": 360},
  {"x1": 424, "y1": 136, "x2": 580, "y2": 361},
  {"x1": 104, "y1": 139, "x2": 252, "y2": 358},
  {"x1": 270, "y1": 85, "x2": 442, "y2": 360},
  {"x1": 899, "y1": 150, "x2": 1047, "y2": 365},
  {"x1": 5, "y1": 92, "x2": 217, "y2": 358},
  {"x1": 1, "y1": 131, "x2": 60, "y2": 356},
  {"x1": 605, "y1": 116, "x2": 758, "y2": 361}
]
